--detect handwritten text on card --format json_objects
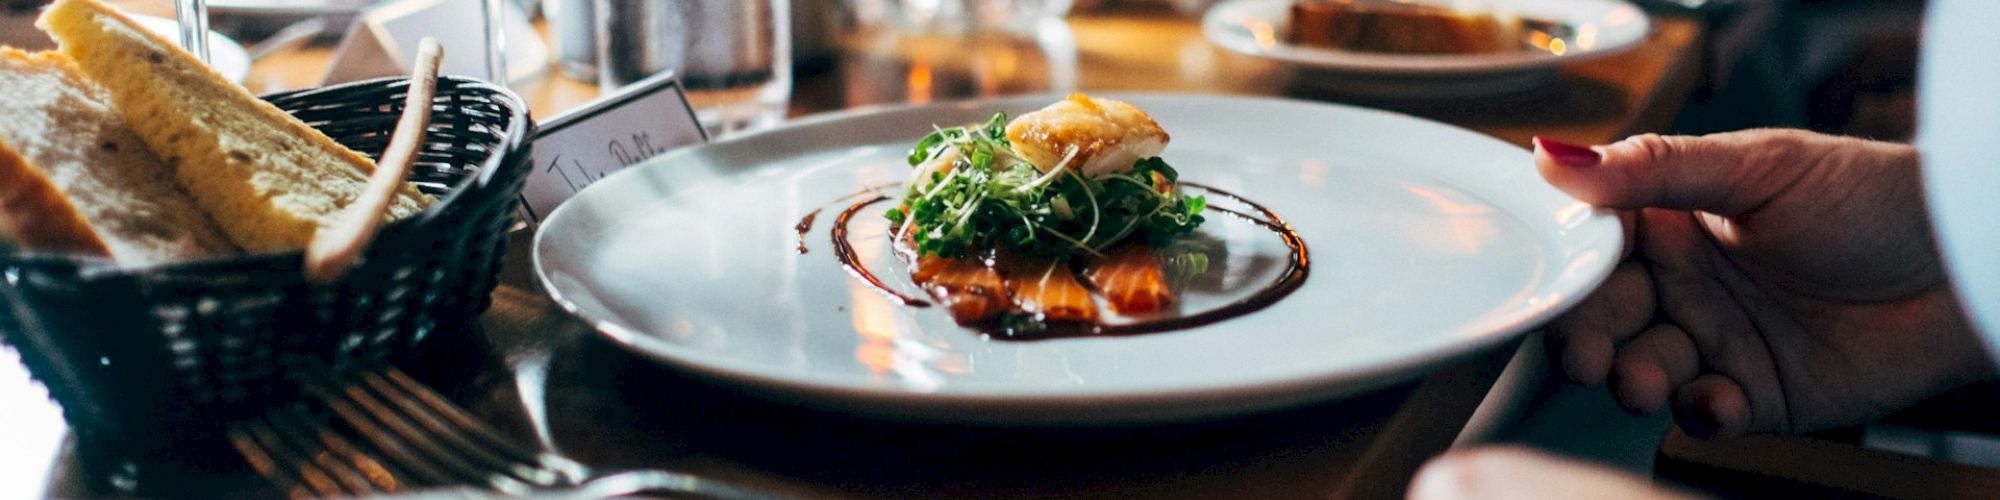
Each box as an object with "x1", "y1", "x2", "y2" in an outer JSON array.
[{"x1": 520, "y1": 72, "x2": 707, "y2": 222}]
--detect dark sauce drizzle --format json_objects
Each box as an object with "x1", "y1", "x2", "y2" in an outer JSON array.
[
  {"x1": 827, "y1": 182, "x2": 1308, "y2": 338},
  {"x1": 831, "y1": 196, "x2": 931, "y2": 307},
  {"x1": 793, "y1": 208, "x2": 822, "y2": 254}
]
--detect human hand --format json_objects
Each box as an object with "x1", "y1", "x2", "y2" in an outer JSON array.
[
  {"x1": 1409, "y1": 446, "x2": 1698, "y2": 500},
  {"x1": 1533, "y1": 130, "x2": 1995, "y2": 438}
]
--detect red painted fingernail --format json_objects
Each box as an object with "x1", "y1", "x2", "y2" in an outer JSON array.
[{"x1": 1535, "y1": 136, "x2": 1602, "y2": 167}]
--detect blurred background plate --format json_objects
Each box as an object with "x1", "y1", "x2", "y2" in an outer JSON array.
[
  {"x1": 208, "y1": 0, "x2": 375, "y2": 16},
  {"x1": 0, "y1": 12, "x2": 250, "y2": 83},
  {"x1": 533, "y1": 93, "x2": 1623, "y2": 424},
  {"x1": 203, "y1": 0, "x2": 381, "y2": 41},
  {"x1": 1202, "y1": 0, "x2": 1650, "y2": 99}
]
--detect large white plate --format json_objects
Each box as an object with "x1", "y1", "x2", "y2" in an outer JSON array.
[
  {"x1": 534, "y1": 94, "x2": 1621, "y2": 423},
  {"x1": 1203, "y1": 0, "x2": 1650, "y2": 98}
]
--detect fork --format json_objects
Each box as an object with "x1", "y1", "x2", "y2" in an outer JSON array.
[{"x1": 227, "y1": 367, "x2": 778, "y2": 499}]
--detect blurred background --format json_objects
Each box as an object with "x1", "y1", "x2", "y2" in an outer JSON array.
[{"x1": 0, "y1": 0, "x2": 1927, "y2": 140}]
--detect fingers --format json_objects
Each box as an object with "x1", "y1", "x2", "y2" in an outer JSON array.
[
  {"x1": 1642, "y1": 209, "x2": 1790, "y2": 435},
  {"x1": 1609, "y1": 323, "x2": 1701, "y2": 414},
  {"x1": 1534, "y1": 130, "x2": 1819, "y2": 216},
  {"x1": 1546, "y1": 261, "x2": 1655, "y2": 387},
  {"x1": 1617, "y1": 209, "x2": 1639, "y2": 261},
  {"x1": 1410, "y1": 446, "x2": 1697, "y2": 500},
  {"x1": 1675, "y1": 374, "x2": 1753, "y2": 439}
]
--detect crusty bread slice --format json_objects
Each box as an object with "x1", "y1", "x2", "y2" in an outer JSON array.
[
  {"x1": 39, "y1": 0, "x2": 434, "y2": 253},
  {"x1": 0, "y1": 139, "x2": 110, "y2": 258},
  {"x1": 0, "y1": 48, "x2": 238, "y2": 264}
]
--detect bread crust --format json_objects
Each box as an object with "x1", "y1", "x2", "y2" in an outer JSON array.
[
  {"x1": 40, "y1": 0, "x2": 434, "y2": 252},
  {"x1": 0, "y1": 139, "x2": 112, "y2": 257},
  {"x1": 0, "y1": 47, "x2": 241, "y2": 264}
]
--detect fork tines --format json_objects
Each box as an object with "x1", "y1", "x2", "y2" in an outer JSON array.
[{"x1": 229, "y1": 365, "x2": 585, "y2": 497}]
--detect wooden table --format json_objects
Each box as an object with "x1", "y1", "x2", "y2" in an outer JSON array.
[{"x1": 2, "y1": 5, "x2": 1708, "y2": 498}]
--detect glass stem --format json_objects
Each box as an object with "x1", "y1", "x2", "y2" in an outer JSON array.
[
  {"x1": 482, "y1": 0, "x2": 510, "y2": 86},
  {"x1": 174, "y1": 0, "x2": 210, "y2": 64}
]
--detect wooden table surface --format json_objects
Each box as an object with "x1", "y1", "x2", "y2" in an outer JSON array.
[{"x1": 4, "y1": 4, "x2": 1709, "y2": 498}]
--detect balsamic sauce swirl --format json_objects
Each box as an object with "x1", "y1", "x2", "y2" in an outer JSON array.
[{"x1": 815, "y1": 182, "x2": 1308, "y2": 339}]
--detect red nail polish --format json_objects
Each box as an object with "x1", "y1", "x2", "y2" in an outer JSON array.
[{"x1": 1535, "y1": 136, "x2": 1602, "y2": 167}]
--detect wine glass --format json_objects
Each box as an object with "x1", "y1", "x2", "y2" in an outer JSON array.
[
  {"x1": 483, "y1": 0, "x2": 508, "y2": 87},
  {"x1": 171, "y1": 0, "x2": 208, "y2": 63}
]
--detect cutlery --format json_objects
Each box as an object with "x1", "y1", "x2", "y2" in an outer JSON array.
[{"x1": 229, "y1": 366, "x2": 779, "y2": 498}]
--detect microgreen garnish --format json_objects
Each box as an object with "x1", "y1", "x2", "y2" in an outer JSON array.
[{"x1": 892, "y1": 112, "x2": 1206, "y2": 259}]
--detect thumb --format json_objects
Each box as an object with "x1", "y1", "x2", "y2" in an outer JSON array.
[{"x1": 1533, "y1": 130, "x2": 1817, "y2": 217}]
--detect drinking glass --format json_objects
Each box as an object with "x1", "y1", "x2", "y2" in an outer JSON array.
[
  {"x1": 596, "y1": 0, "x2": 793, "y2": 138},
  {"x1": 173, "y1": 0, "x2": 210, "y2": 63},
  {"x1": 850, "y1": 0, "x2": 1069, "y2": 36},
  {"x1": 484, "y1": 0, "x2": 510, "y2": 85},
  {"x1": 838, "y1": 16, "x2": 1076, "y2": 108}
]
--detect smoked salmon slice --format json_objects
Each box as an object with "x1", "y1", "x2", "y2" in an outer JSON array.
[
  {"x1": 996, "y1": 253, "x2": 1100, "y2": 323},
  {"x1": 908, "y1": 253, "x2": 1009, "y2": 324},
  {"x1": 1083, "y1": 244, "x2": 1174, "y2": 315}
]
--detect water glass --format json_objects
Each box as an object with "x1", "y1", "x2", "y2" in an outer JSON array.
[
  {"x1": 173, "y1": 0, "x2": 211, "y2": 63},
  {"x1": 546, "y1": 0, "x2": 597, "y2": 82},
  {"x1": 838, "y1": 17, "x2": 1076, "y2": 107},
  {"x1": 851, "y1": 0, "x2": 1070, "y2": 36},
  {"x1": 597, "y1": 0, "x2": 793, "y2": 137}
]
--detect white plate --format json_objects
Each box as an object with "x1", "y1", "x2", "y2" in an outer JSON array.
[
  {"x1": 1202, "y1": 0, "x2": 1650, "y2": 98},
  {"x1": 533, "y1": 94, "x2": 1621, "y2": 423},
  {"x1": 2, "y1": 13, "x2": 251, "y2": 83}
]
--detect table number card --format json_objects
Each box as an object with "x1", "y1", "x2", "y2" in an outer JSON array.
[{"x1": 518, "y1": 71, "x2": 709, "y2": 222}]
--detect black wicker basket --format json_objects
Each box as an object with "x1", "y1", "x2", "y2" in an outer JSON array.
[{"x1": 0, "y1": 76, "x2": 533, "y2": 451}]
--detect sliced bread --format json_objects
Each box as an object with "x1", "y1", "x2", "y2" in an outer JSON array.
[
  {"x1": 0, "y1": 48, "x2": 238, "y2": 264},
  {"x1": 39, "y1": 0, "x2": 434, "y2": 253}
]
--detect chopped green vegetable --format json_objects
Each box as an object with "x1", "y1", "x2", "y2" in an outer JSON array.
[{"x1": 893, "y1": 112, "x2": 1206, "y2": 259}]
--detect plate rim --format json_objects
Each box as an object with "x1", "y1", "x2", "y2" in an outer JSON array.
[
  {"x1": 1201, "y1": 0, "x2": 1653, "y2": 75},
  {"x1": 532, "y1": 92, "x2": 1624, "y2": 423}
]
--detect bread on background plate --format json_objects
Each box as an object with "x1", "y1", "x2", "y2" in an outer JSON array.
[
  {"x1": 0, "y1": 48, "x2": 239, "y2": 265},
  {"x1": 39, "y1": 0, "x2": 434, "y2": 254}
]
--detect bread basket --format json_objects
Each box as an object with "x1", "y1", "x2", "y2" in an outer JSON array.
[{"x1": 0, "y1": 75, "x2": 533, "y2": 455}]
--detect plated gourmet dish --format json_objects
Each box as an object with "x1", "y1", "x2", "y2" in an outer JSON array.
[
  {"x1": 826, "y1": 94, "x2": 1309, "y2": 338},
  {"x1": 1287, "y1": 0, "x2": 1566, "y2": 56}
]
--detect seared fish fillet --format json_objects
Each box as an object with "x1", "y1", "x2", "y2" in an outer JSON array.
[{"x1": 1005, "y1": 93, "x2": 1169, "y2": 178}]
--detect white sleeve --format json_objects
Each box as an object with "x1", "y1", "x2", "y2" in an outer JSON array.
[{"x1": 1918, "y1": 0, "x2": 2000, "y2": 352}]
